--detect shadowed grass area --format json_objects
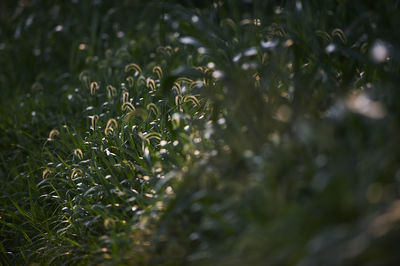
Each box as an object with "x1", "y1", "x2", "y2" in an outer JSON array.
[{"x1": 1, "y1": 1, "x2": 400, "y2": 265}]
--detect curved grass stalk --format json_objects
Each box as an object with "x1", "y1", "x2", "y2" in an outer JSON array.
[
  {"x1": 105, "y1": 118, "x2": 118, "y2": 135},
  {"x1": 42, "y1": 168, "x2": 52, "y2": 179},
  {"x1": 175, "y1": 95, "x2": 183, "y2": 106},
  {"x1": 125, "y1": 63, "x2": 142, "y2": 75},
  {"x1": 31, "y1": 82, "x2": 44, "y2": 91},
  {"x1": 90, "y1": 81, "x2": 98, "y2": 95},
  {"x1": 70, "y1": 168, "x2": 83, "y2": 179},
  {"x1": 158, "y1": 45, "x2": 172, "y2": 55},
  {"x1": 268, "y1": 23, "x2": 286, "y2": 36},
  {"x1": 106, "y1": 85, "x2": 117, "y2": 98},
  {"x1": 183, "y1": 95, "x2": 200, "y2": 107},
  {"x1": 79, "y1": 71, "x2": 91, "y2": 88},
  {"x1": 122, "y1": 102, "x2": 136, "y2": 112},
  {"x1": 221, "y1": 18, "x2": 237, "y2": 30},
  {"x1": 173, "y1": 82, "x2": 182, "y2": 95},
  {"x1": 144, "y1": 132, "x2": 161, "y2": 141},
  {"x1": 315, "y1": 30, "x2": 332, "y2": 42},
  {"x1": 157, "y1": 46, "x2": 173, "y2": 55},
  {"x1": 331, "y1": 28, "x2": 347, "y2": 44},
  {"x1": 106, "y1": 118, "x2": 118, "y2": 130},
  {"x1": 48, "y1": 129, "x2": 60, "y2": 141},
  {"x1": 146, "y1": 78, "x2": 156, "y2": 91},
  {"x1": 122, "y1": 91, "x2": 129, "y2": 104},
  {"x1": 126, "y1": 76, "x2": 135, "y2": 88},
  {"x1": 152, "y1": 66, "x2": 163, "y2": 79},
  {"x1": 138, "y1": 132, "x2": 151, "y2": 151},
  {"x1": 138, "y1": 75, "x2": 146, "y2": 86},
  {"x1": 122, "y1": 160, "x2": 135, "y2": 171},
  {"x1": 189, "y1": 80, "x2": 203, "y2": 90},
  {"x1": 176, "y1": 77, "x2": 193, "y2": 83},
  {"x1": 146, "y1": 103, "x2": 159, "y2": 116},
  {"x1": 360, "y1": 42, "x2": 368, "y2": 54},
  {"x1": 73, "y1": 149, "x2": 84, "y2": 160},
  {"x1": 89, "y1": 115, "x2": 99, "y2": 131},
  {"x1": 104, "y1": 127, "x2": 114, "y2": 135}
]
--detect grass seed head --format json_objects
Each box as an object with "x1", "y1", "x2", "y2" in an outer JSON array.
[
  {"x1": 90, "y1": 81, "x2": 98, "y2": 95},
  {"x1": 183, "y1": 95, "x2": 200, "y2": 107},
  {"x1": 106, "y1": 118, "x2": 118, "y2": 130},
  {"x1": 146, "y1": 103, "x2": 159, "y2": 116},
  {"x1": 71, "y1": 168, "x2": 83, "y2": 179},
  {"x1": 90, "y1": 115, "x2": 99, "y2": 130},
  {"x1": 175, "y1": 95, "x2": 183, "y2": 106},
  {"x1": 73, "y1": 148, "x2": 84, "y2": 160},
  {"x1": 126, "y1": 76, "x2": 135, "y2": 88},
  {"x1": 48, "y1": 129, "x2": 60, "y2": 141},
  {"x1": 144, "y1": 132, "x2": 161, "y2": 141},
  {"x1": 105, "y1": 118, "x2": 118, "y2": 135},
  {"x1": 152, "y1": 66, "x2": 163, "y2": 79},
  {"x1": 122, "y1": 102, "x2": 136, "y2": 112},
  {"x1": 315, "y1": 30, "x2": 332, "y2": 42},
  {"x1": 106, "y1": 85, "x2": 117, "y2": 98},
  {"x1": 122, "y1": 91, "x2": 129, "y2": 104},
  {"x1": 79, "y1": 72, "x2": 91, "y2": 88},
  {"x1": 172, "y1": 82, "x2": 182, "y2": 95},
  {"x1": 125, "y1": 63, "x2": 142, "y2": 75},
  {"x1": 331, "y1": 28, "x2": 347, "y2": 44},
  {"x1": 42, "y1": 168, "x2": 52, "y2": 179},
  {"x1": 146, "y1": 78, "x2": 156, "y2": 91}
]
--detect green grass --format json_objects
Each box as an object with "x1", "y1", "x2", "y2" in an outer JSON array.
[{"x1": 1, "y1": 1, "x2": 400, "y2": 265}]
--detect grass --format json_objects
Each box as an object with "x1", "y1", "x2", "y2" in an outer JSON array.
[{"x1": 1, "y1": 0, "x2": 400, "y2": 265}]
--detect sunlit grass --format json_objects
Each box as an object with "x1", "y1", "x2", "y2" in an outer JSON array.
[{"x1": 1, "y1": 1, "x2": 400, "y2": 265}]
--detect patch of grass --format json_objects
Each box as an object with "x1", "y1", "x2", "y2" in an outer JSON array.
[{"x1": 1, "y1": 0, "x2": 400, "y2": 265}]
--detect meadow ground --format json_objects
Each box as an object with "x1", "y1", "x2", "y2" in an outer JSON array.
[{"x1": 1, "y1": 1, "x2": 400, "y2": 265}]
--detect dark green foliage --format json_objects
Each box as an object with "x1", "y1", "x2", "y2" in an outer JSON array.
[{"x1": 1, "y1": 0, "x2": 400, "y2": 265}]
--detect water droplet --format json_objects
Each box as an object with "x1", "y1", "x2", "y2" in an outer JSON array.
[
  {"x1": 261, "y1": 39, "x2": 279, "y2": 49},
  {"x1": 233, "y1": 53, "x2": 242, "y2": 62},
  {"x1": 197, "y1": 47, "x2": 206, "y2": 54},
  {"x1": 180, "y1": 36, "x2": 199, "y2": 45},
  {"x1": 217, "y1": 118, "x2": 226, "y2": 125},
  {"x1": 274, "y1": 6, "x2": 283, "y2": 14},
  {"x1": 325, "y1": 43, "x2": 336, "y2": 54},
  {"x1": 160, "y1": 140, "x2": 167, "y2": 146},
  {"x1": 244, "y1": 47, "x2": 258, "y2": 57},
  {"x1": 207, "y1": 62, "x2": 215, "y2": 69},
  {"x1": 370, "y1": 40, "x2": 389, "y2": 63},
  {"x1": 296, "y1": 0, "x2": 303, "y2": 10},
  {"x1": 79, "y1": 43, "x2": 87, "y2": 50},
  {"x1": 55, "y1": 25, "x2": 63, "y2": 32},
  {"x1": 346, "y1": 91, "x2": 386, "y2": 119},
  {"x1": 284, "y1": 39, "x2": 293, "y2": 47},
  {"x1": 212, "y1": 70, "x2": 224, "y2": 79},
  {"x1": 191, "y1": 15, "x2": 199, "y2": 23}
]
